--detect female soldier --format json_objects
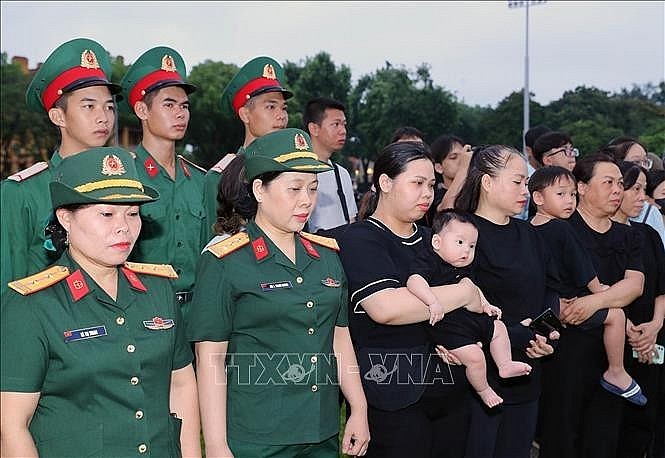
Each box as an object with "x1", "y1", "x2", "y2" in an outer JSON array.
[
  {"x1": 454, "y1": 144, "x2": 559, "y2": 458},
  {"x1": 538, "y1": 154, "x2": 645, "y2": 458},
  {"x1": 1, "y1": 147, "x2": 200, "y2": 457},
  {"x1": 337, "y1": 141, "x2": 483, "y2": 458},
  {"x1": 188, "y1": 128, "x2": 370, "y2": 457},
  {"x1": 612, "y1": 162, "x2": 665, "y2": 457}
]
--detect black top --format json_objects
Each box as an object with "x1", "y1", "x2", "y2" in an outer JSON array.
[
  {"x1": 624, "y1": 222, "x2": 665, "y2": 345},
  {"x1": 337, "y1": 217, "x2": 466, "y2": 411},
  {"x1": 471, "y1": 215, "x2": 556, "y2": 403},
  {"x1": 409, "y1": 241, "x2": 474, "y2": 284},
  {"x1": 532, "y1": 218, "x2": 597, "y2": 299}
]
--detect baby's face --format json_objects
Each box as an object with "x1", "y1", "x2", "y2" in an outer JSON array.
[{"x1": 432, "y1": 220, "x2": 478, "y2": 267}]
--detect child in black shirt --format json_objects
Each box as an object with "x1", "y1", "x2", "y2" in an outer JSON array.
[{"x1": 407, "y1": 209, "x2": 532, "y2": 408}]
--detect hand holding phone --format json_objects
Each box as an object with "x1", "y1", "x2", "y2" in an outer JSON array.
[
  {"x1": 632, "y1": 344, "x2": 665, "y2": 365},
  {"x1": 529, "y1": 308, "x2": 562, "y2": 337}
]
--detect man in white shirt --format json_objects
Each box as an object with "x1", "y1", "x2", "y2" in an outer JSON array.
[{"x1": 304, "y1": 97, "x2": 358, "y2": 233}]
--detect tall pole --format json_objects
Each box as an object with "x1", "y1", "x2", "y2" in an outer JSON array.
[{"x1": 523, "y1": 2, "x2": 529, "y2": 154}]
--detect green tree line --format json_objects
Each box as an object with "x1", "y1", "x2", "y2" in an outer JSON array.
[{"x1": 2, "y1": 50, "x2": 664, "y2": 171}]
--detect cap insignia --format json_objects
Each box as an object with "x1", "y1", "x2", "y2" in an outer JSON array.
[
  {"x1": 262, "y1": 63, "x2": 276, "y2": 80},
  {"x1": 80, "y1": 49, "x2": 100, "y2": 69},
  {"x1": 161, "y1": 55, "x2": 177, "y2": 72},
  {"x1": 294, "y1": 133, "x2": 309, "y2": 150},
  {"x1": 101, "y1": 154, "x2": 126, "y2": 176}
]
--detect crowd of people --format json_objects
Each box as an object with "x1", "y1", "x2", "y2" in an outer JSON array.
[{"x1": 1, "y1": 37, "x2": 664, "y2": 458}]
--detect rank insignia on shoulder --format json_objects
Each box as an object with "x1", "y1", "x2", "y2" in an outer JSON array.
[
  {"x1": 64, "y1": 325, "x2": 107, "y2": 343},
  {"x1": 321, "y1": 277, "x2": 341, "y2": 288},
  {"x1": 207, "y1": 232, "x2": 250, "y2": 258},
  {"x1": 299, "y1": 231, "x2": 340, "y2": 251},
  {"x1": 123, "y1": 262, "x2": 178, "y2": 279},
  {"x1": 6, "y1": 161, "x2": 49, "y2": 182},
  {"x1": 143, "y1": 316, "x2": 175, "y2": 330},
  {"x1": 177, "y1": 155, "x2": 206, "y2": 174},
  {"x1": 8, "y1": 265, "x2": 70, "y2": 295},
  {"x1": 210, "y1": 153, "x2": 236, "y2": 174}
]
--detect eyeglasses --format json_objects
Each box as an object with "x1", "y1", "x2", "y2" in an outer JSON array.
[
  {"x1": 631, "y1": 158, "x2": 653, "y2": 170},
  {"x1": 546, "y1": 147, "x2": 579, "y2": 158}
]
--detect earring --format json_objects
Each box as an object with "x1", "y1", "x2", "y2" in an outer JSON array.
[{"x1": 65, "y1": 232, "x2": 69, "y2": 246}]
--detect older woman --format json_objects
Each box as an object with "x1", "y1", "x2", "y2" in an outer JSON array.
[
  {"x1": 188, "y1": 129, "x2": 369, "y2": 457},
  {"x1": 1, "y1": 147, "x2": 200, "y2": 457},
  {"x1": 454, "y1": 145, "x2": 558, "y2": 458},
  {"x1": 539, "y1": 154, "x2": 645, "y2": 458},
  {"x1": 612, "y1": 161, "x2": 665, "y2": 457},
  {"x1": 337, "y1": 141, "x2": 483, "y2": 458}
]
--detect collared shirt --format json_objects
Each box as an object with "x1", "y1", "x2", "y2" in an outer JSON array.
[
  {"x1": 130, "y1": 145, "x2": 207, "y2": 305},
  {"x1": 308, "y1": 162, "x2": 358, "y2": 233},
  {"x1": 1, "y1": 252, "x2": 192, "y2": 457},
  {"x1": 187, "y1": 220, "x2": 348, "y2": 445},
  {"x1": 1, "y1": 151, "x2": 63, "y2": 297}
]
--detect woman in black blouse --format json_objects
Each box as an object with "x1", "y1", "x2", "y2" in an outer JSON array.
[
  {"x1": 337, "y1": 141, "x2": 482, "y2": 458},
  {"x1": 454, "y1": 144, "x2": 558, "y2": 458}
]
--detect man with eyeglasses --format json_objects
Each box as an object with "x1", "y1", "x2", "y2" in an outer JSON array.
[{"x1": 534, "y1": 131, "x2": 579, "y2": 172}]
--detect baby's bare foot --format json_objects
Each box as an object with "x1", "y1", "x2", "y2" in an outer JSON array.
[
  {"x1": 498, "y1": 361, "x2": 532, "y2": 378},
  {"x1": 477, "y1": 386, "x2": 503, "y2": 408}
]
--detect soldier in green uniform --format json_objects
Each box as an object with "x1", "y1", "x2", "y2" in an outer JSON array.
[
  {"x1": 203, "y1": 56, "x2": 292, "y2": 241},
  {"x1": 0, "y1": 37, "x2": 120, "y2": 296},
  {"x1": 120, "y1": 47, "x2": 206, "y2": 317},
  {"x1": 188, "y1": 128, "x2": 370, "y2": 457},
  {"x1": 1, "y1": 147, "x2": 200, "y2": 457}
]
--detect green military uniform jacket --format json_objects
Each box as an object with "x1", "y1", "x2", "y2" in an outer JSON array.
[
  {"x1": 129, "y1": 145, "x2": 207, "y2": 309},
  {"x1": 1, "y1": 252, "x2": 192, "y2": 457},
  {"x1": 187, "y1": 220, "x2": 348, "y2": 445},
  {"x1": 202, "y1": 148, "x2": 244, "y2": 242},
  {"x1": 0, "y1": 152, "x2": 63, "y2": 297}
]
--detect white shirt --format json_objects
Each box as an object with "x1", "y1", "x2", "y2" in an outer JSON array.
[{"x1": 308, "y1": 161, "x2": 358, "y2": 233}]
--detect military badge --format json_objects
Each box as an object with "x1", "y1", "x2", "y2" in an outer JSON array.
[
  {"x1": 101, "y1": 154, "x2": 126, "y2": 176},
  {"x1": 66, "y1": 269, "x2": 90, "y2": 301},
  {"x1": 80, "y1": 49, "x2": 100, "y2": 69},
  {"x1": 161, "y1": 54, "x2": 176, "y2": 72},
  {"x1": 262, "y1": 63, "x2": 276, "y2": 79},
  {"x1": 321, "y1": 277, "x2": 341, "y2": 288},
  {"x1": 294, "y1": 133, "x2": 309, "y2": 150},
  {"x1": 143, "y1": 316, "x2": 175, "y2": 330}
]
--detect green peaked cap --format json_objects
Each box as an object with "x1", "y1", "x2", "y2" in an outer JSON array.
[
  {"x1": 120, "y1": 46, "x2": 196, "y2": 113},
  {"x1": 244, "y1": 128, "x2": 332, "y2": 181},
  {"x1": 26, "y1": 37, "x2": 121, "y2": 112},
  {"x1": 221, "y1": 56, "x2": 293, "y2": 117},
  {"x1": 50, "y1": 147, "x2": 159, "y2": 208}
]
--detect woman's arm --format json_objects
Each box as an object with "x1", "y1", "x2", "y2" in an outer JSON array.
[
  {"x1": 440, "y1": 145, "x2": 472, "y2": 209},
  {"x1": 169, "y1": 364, "x2": 202, "y2": 458},
  {"x1": 195, "y1": 341, "x2": 234, "y2": 458},
  {"x1": 0, "y1": 392, "x2": 40, "y2": 457},
  {"x1": 333, "y1": 327, "x2": 370, "y2": 456}
]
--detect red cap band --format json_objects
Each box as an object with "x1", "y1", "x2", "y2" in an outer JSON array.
[
  {"x1": 129, "y1": 69, "x2": 184, "y2": 108},
  {"x1": 42, "y1": 66, "x2": 107, "y2": 110},
  {"x1": 232, "y1": 77, "x2": 283, "y2": 114}
]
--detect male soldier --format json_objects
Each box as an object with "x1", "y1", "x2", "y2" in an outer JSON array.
[
  {"x1": 120, "y1": 46, "x2": 205, "y2": 318},
  {"x1": 1, "y1": 38, "x2": 120, "y2": 295},
  {"x1": 202, "y1": 56, "x2": 292, "y2": 240},
  {"x1": 304, "y1": 97, "x2": 358, "y2": 234}
]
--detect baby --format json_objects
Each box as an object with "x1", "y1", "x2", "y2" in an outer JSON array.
[{"x1": 407, "y1": 209, "x2": 531, "y2": 408}]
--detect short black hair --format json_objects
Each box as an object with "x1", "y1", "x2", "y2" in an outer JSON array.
[
  {"x1": 528, "y1": 166, "x2": 576, "y2": 196},
  {"x1": 534, "y1": 131, "x2": 573, "y2": 163},
  {"x1": 391, "y1": 126, "x2": 424, "y2": 143},
  {"x1": 303, "y1": 97, "x2": 346, "y2": 133},
  {"x1": 525, "y1": 125, "x2": 552, "y2": 150},
  {"x1": 431, "y1": 208, "x2": 477, "y2": 236},
  {"x1": 430, "y1": 134, "x2": 465, "y2": 163}
]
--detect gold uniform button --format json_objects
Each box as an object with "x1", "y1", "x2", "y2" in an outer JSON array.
[
  {"x1": 130, "y1": 377, "x2": 139, "y2": 385},
  {"x1": 311, "y1": 355, "x2": 318, "y2": 363},
  {"x1": 127, "y1": 344, "x2": 135, "y2": 353},
  {"x1": 116, "y1": 316, "x2": 125, "y2": 325},
  {"x1": 307, "y1": 328, "x2": 315, "y2": 335},
  {"x1": 311, "y1": 384, "x2": 318, "y2": 392},
  {"x1": 306, "y1": 301, "x2": 314, "y2": 308},
  {"x1": 138, "y1": 443, "x2": 147, "y2": 454},
  {"x1": 135, "y1": 410, "x2": 144, "y2": 419},
  {"x1": 296, "y1": 277, "x2": 304, "y2": 284}
]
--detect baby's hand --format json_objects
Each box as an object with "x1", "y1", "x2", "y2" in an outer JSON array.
[
  {"x1": 599, "y1": 283, "x2": 610, "y2": 291},
  {"x1": 483, "y1": 303, "x2": 502, "y2": 319},
  {"x1": 429, "y1": 302, "x2": 445, "y2": 325}
]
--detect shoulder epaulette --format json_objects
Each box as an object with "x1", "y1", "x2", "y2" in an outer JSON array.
[
  {"x1": 207, "y1": 232, "x2": 250, "y2": 258},
  {"x1": 6, "y1": 161, "x2": 49, "y2": 182},
  {"x1": 210, "y1": 153, "x2": 236, "y2": 174},
  {"x1": 123, "y1": 262, "x2": 179, "y2": 279},
  {"x1": 299, "y1": 231, "x2": 340, "y2": 251},
  {"x1": 8, "y1": 265, "x2": 70, "y2": 295},
  {"x1": 177, "y1": 155, "x2": 206, "y2": 173}
]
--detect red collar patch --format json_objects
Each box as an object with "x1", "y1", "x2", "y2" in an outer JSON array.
[
  {"x1": 252, "y1": 237, "x2": 269, "y2": 261},
  {"x1": 66, "y1": 269, "x2": 90, "y2": 301},
  {"x1": 121, "y1": 267, "x2": 147, "y2": 292},
  {"x1": 179, "y1": 158, "x2": 191, "y2": 178},
  {"x1": 144, "y1": 157, "x2": 159, "y2": 178},
  {"x1": 300, "y1": 236, "x2": 320, "y2": 259}
]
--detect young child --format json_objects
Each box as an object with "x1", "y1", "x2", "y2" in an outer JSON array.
[
  {"x1": 407, "y1": 210, "x2": 532, "y2": 408},
  {"x1": 528, "y1": 166, "x2": 646, "y2": 406}
]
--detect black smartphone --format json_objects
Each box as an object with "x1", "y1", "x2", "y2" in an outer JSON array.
[{"x1": 529, "y1": 308, "x2": 562, "y2": 336}]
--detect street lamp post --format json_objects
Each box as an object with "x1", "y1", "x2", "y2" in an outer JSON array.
[{"x1": 508, "y1": 0, "x2": 546, "y2": 153}]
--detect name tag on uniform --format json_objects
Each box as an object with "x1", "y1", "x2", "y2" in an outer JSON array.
[
  {"x1": 260, "y1": 281, "x2": 293, "y2": 292},
  {"x1": 64, "y1": 325, "x2": 107, "y2": 343}
]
